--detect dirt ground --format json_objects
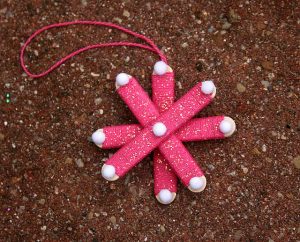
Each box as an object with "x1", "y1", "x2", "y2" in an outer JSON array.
[{"x1": 0, "y1": 0, "x2": 299, "y2": 241}]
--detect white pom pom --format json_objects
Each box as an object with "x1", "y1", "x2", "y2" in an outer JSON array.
[
  {"x1": 201, "y1": 80, "x2": 215, "y2": 95},
  {"x1": 91, "y1": 129, "x2": 106, "y2": 146},
  {"x1": 157, "y1": 189, "x2": 173, "y2": 204},
  {"x1": 152, "y1": 122, "x2": 167, "y2": 137},
  {"x1": 154, "y1": 61, "x2": 168, "y2": 75},
  {"x1": 220, "y1": 120, "x2": 232, "y2": 134},
  {"x1": 101, "y1": 164, "x2": 116, "y2": 181},
  {"x1": 116, "y1": 73, "x2": 129, "y2": 86},
  {"x1": 189, "y1": 176, "x2": 206, "y2": 192},
  {"x1": 219, "y1": 117, "x2": 236, "y2": 137}
]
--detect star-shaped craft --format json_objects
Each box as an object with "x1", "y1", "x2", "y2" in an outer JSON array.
[{"x1": 92, "y1": 61, "x2": 236, "y2": 204}]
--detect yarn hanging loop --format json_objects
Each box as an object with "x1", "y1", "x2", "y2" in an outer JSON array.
[{"x1": 20, "y1": 20, "x2": 168, "y2": 78}]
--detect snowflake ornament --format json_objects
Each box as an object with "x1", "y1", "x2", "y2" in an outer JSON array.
[
  {"x1": 19, "y1": 21, "x2": 236, "y2": 205},
  {"x1": 92, "y1": 61, "x2": 236, "y2": 204}
]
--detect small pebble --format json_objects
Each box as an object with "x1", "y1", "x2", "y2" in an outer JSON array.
[
  {"x1": 75, "y1": 159, "x2": 84, "y2": 168},
  {"x1": 181, "y1": 42, "x2": 188, "y2": 48},
  {"x1": 91, "y1": 72, "x2": 100, "y2": 77},
  {"x1": 268, "y1": 73, "x2": 275, "y2": 80},
  {"x1": 257, "y1": 21, "x2": 267, "y2": 30},
  {"x1": 81, "y1": 0, "x2": 87, "y2": 6},
  {"x1": 228, "y1": 8, "x2": 241, "y2": 23},
  {"x1": 125, "y1": 56, "x2": 130, "y2": 62},
  {"x1": 94, "y1": 97, "x2": 102, "y2": 105},
  {"x1": 228, "y1": 171, "x2": 236, "y2": 176},
  {"x1": 241, "y1": 165, "x2": 248, "y2": 174},
  {"x1": 261, "y1": 61, "x2": 273, "y2": 70},
  {"x1": 0, "y1": 7, "x2": 7, "y2": 14},
  {"x1": 177, "y1": 81, "x2": 183, "y2": 89},
  {"x1": 129, "y1": 185, "x2": 137, "y2": 196},
  {"x1": 0, "y1": 133, "x2": 4, "y2": 141},
  {"x1": 79, "y1": 65, "x2": 84, "y2": 72},
  {"x1": 38, "y1": 199, "x2": 46, "y2": 205},
  {"x1": 160, "y1": 225, "x2": 166, "y2": 233},
  {"x1": 88, "y1": 211, "x2": 94, "y2": 219},
  {"x1": 41, "y1": 226, "x2": 47, "y2": 231},
  {"x1": 234, "y1": 230, "x2": 244, "y2": 240},
  {"x1": 236, "y1": 83, "x2": 246, "y2": 93},
  {"x1": 109, "y1": 216, "x2": 117, "y2": 225},
  {"x1": 261, "y1": 80, "x2": 270, "y2": 89},
  {"x1": 113, "y1": 17, "x2": 122, "y2": 24},
  {"x1": 207, "y1": 164, "x2": 215, "y2": 170},
  {"x1": 65, "y1": 157, "x2": 73, "y2": 164},
  {"x1": 120, "y1": 33, "x2": 128, "y2": 39},
  {"x1": 54, "y1": 187, "x2": 59, "y2": 194},
  {"x1": 292, "y1": 156, "x2": 300, "y2": 169},
  {"x1": 146, "y1": 2, "x2": 151, "y2": 10},
  {"x1": 208, "y1": 26, "x2": 215, "y2": 33},
  {"x1": 222, "y1": 22, "x2": 232, "y2": 30},
  {"x1": 277, "y1": 192, "x2": 284, "y2": 198},
  {"x1": 18, "y1": 206, "x2": 25, "y2": 212},
  {"x1": 123, "y1": 10, "x2": 130, "y2": 18},
  {"x1": 252, "y1": 148, "x2": 261, "y2": 155}
]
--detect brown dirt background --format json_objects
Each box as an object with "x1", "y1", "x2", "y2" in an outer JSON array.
[{"x1": 0, "y1": 0, "x2": 299, "y2": 241}]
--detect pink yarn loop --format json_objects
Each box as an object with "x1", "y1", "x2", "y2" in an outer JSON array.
[{"x1": 20, "y1": 20, "x2": 168, "y2": 78}]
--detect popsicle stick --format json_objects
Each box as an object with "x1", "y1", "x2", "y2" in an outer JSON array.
[
  {"x1": 116, "y1": 75, "x2": 159, "y2": 126},
  {"x1": 101, "y1": 124, "x2": 142, "y2": 149},
  {"x1": 159, "y1": 135, "x2": 206, "y2": 189},
  {"x1": 153, "y1": 152, "x2": 177, "y2": 203},
  {"x1": 152, "y1": 66, "x2": 177, "y2": 204},
  {"x1": 97, "y1": 116, "x2": 236, "y2": 149},
  {"x1": 177, "y1": 116, "x2": 225, "y2": 141}
]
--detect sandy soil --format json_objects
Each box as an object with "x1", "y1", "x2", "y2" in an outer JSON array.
[{"x1": 0, "y1": 0, "x2": 299, "y2": 241}]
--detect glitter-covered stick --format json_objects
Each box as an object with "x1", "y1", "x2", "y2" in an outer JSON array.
[
  {"x1": 93, "y1": 125, "x2": 142, "y2": 149},
  {"x1": 175, "y1": 116, "x2": 236, "y2": 140},
  {"x1": 101, "y1": 73, "x2": 215, "y2": 192},
  {"x1": 152, "y1": 62, "x2": 177, "y2": 204},
  {"x1": 94, "y1": 116, "x2": 236, "y2": 149}
]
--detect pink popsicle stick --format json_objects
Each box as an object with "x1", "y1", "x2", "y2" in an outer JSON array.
[
  {"x1": 176, "y1": 116, "x2": 225, "y2": 141},
  {"x1": 152, "y1": 69, "x2": 177, "y2": 202},
  {"x1": 159, "y1": 135, "x2": 204, "y2": 185},
  {"x1": 103, "y1": 75, "x2": 214, "y2": 191},
  {"x1": 101, "y1": 124, "x2": 142, "y2": 149},
  {"x1": 99, "y1": 116, "x2": 228, "y2": 149},
  {"x1": 116, "y1": 76, "x2": 159, "y2": 126}
]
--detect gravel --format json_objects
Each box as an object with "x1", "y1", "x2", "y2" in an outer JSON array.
[
  {"x1": 75, "y1": 159, "x2": 84, "y2": 168},
  {"x1": 236, "y1": 83, "x2": 246, "y2": 92}
]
